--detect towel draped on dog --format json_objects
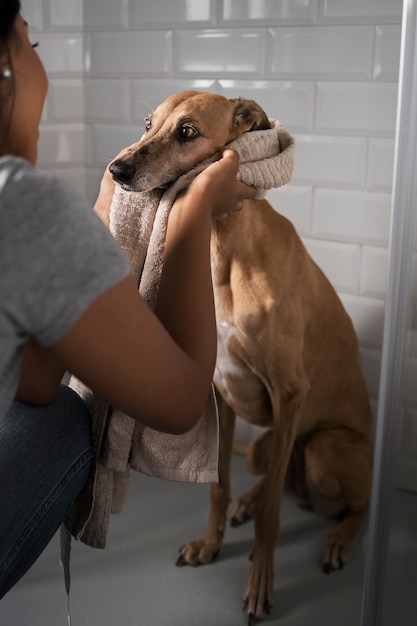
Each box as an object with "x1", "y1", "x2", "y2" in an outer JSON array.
[{"x1": 65, "y1": 119, "x2": 295, "y2": 549}]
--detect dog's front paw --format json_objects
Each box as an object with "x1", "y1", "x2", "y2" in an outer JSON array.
[
  {"x1": 176, "y1": 538, "x2": 220, "y2": 567},
  {"x1": 242, "y1": 552, "x2": 274, "y2": 624}
]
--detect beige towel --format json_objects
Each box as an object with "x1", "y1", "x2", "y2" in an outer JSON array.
[{"x1": 65, "y1": 119, "x2": 294, "y2": 549}]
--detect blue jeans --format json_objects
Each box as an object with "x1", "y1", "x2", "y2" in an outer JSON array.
[{"x1": 0, "y1": 384, "x2": 93, "y2": 599}]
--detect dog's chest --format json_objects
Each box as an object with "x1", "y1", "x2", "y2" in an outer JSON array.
[
  {"x1": 214, "y1": 320, "x2": 246, "y2": 390},
  {"x1": 214, "y1": 320, "x2": 268, "y2": 424}
]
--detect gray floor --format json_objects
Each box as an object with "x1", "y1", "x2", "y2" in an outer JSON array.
[{"x1": 0, "y1": 454, "x2": 414, "y2": 626}]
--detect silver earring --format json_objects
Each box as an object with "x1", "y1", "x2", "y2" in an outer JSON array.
[{"x1": 0, "y1": 67, "x2": 11, "y2": 79}]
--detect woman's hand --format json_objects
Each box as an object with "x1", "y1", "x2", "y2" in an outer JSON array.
[
  {"x1": 180, "y1": 149, "x2": 256, "y2": 219},
  {"x1": 93, "y1": 167, "x2": 114, "y2": 228}
]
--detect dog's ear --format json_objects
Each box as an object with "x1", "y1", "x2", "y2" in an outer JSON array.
[{"x1": 230, "y1": 98, "x2": 271, "y2": 133}]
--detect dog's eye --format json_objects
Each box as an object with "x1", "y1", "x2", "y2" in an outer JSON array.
[
  {"x1": 181, "y1": 124, "x2": 199, "y2": 140},
  {"x1": 144, "y1": 116, "x2": 152, "y2": 131}
]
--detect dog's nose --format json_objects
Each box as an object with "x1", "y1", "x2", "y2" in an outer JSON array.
[{"x1": 109, "y1": 159, "x2": 136, "y2": 185}]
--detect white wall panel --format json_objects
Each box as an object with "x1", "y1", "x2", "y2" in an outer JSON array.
[
  {"x1": 91, "y1": 125, "x2": 144, "y2": 165},
  {"x1": 37, "y1": 125, "x2": 85, "y2": 165},
  {"x1": 313, "y1": 188, "x2": 391, "y2": 245},
  {"x1": 45, "y1": 0, "x2": 83, "y2": 29},
  {"x1": 304, "y1": 238, "x2": 361, "y2": 294},
  {"x1": 84, "y1": 0, "x2": 128, "y2": 29},
  {"x1": 85, "y1": 80, "x2": 130, "y2": 123},
  {"x1": 36, "y1": 34, "x2": 84, "y2": 75},
  {"x1": 49, "y1": 79, "x2": 84, "y2": 122},
  {"x1": 340, "y1": 294, "x2": 385, "y2": 350},
  {"x1": 268, "y1": 185, "x2": 313, "y2": 237},
  {"x1": 131, "y1": 80, "x2": 216, "y2": 122},
  {"x1": 293, "y1": 135, "x2": 367, "y2": 188},
  {"x1": 268, "y1": 26, "x2": 373, "y2": 79},
  {"x1": 222, "y1": 0, "x2": 319, "y2": 24},
  {"x1": 360, "y1": 246, "x2": 389, "y2": 299},
  {"x1": 130, "y1": 0, "x2": 215, "y2": 27},
  {"x1": 218, "y1": 80, "x2": 315, "y2": 132},
  {"x1": 320, "y1": 0, "x2": 403, "y2": 23},
  {"x1": 174, "y1": 29, "x2": 265, "y2": 76},
  {"x1": 374, "y1": 25, "x2": 402, "y2": 80},
  {"x1": 367, "y1": 138, "x2": 395, "y2": 192},
  {"x1": 88, "y1": 31, "x2": 172, "y2": 77},
  {"x1": 49, "y1": 167, "x2": 86, "y2": 193},
  {"x1": 316, "y1": 82, "x2": 398, "y2": 137}
]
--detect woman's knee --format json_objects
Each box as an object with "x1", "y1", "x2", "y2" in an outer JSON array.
[
  {"x1": 53, "y1": 384, "x2": 92, "y2": 437},
  {"x1": 0, "y1": 385, "x2": 94, "y2": 598},
  {"x1": 4, "y1": 383, "x2": 93, "y2": 476}
]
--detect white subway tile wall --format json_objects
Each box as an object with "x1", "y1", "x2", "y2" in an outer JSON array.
[
  {"x1": 222, "y1": 0, "x2": 319, "y2": 25},
  {"x1": 84, "y1": 0, "x2": 129, "y2": 30},
  {"x1": 20, "y1": 0, "x2": 417, "y2": 467},
  {"x1": 374, "y1": 25, "x2": 402, "y2": 79},
  {"x1": 130, "y1": 0, "x2": 215, "y2": 27},
  {"x1": 320, "y1": 0, "x2": 403, "y2": 23},
  {"x1": 19, "y1": 0, "x2": 86, "y2": 191},
  {"x1": 45, "y1": 0, "x2": 83, "y2": 30},
  {"x1": 89, "y1": 31, "x2": 173, "y2": 77},
  {"x1": 267, "y1": 26, "x2": 374, "y2": 79}
]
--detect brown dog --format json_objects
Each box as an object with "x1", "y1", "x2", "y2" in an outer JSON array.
[{"x1": 107, "y1": 90, "x2": 373, "y2": 623}]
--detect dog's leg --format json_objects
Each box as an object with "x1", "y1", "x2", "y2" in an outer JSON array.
[
  {"x1": 227, "y1": 429, "x2": 272, "y2": 527},
  {"x1": 243, "y1": 378, "x2": 308, "y2": 623},
  {"x1": 231, "y1": 430, "x2": 311, "y2": 528},
  {"x1": 176, "y1": 392, "x2": 235, "y2": 566},
  {"x1": 304, "y1": 428, "x2": 372, "y2": 572},
  {"x1": 246, "y1": 428, "x2": 274, "y2": 476}
]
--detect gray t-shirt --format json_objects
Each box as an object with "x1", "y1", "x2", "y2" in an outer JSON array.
[{"x1": 0, "y1": 156, "x2": 131, "y2": 420}]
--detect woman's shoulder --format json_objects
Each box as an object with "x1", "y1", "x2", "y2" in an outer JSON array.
[
  {"x1": 0, "y1": 156, "x2": 94, "y2": 237},
  {"x1": 0, "y1": 155, "x2": 45, "y2": 183},
  {"x1": 0, "y1": 155, "x2": 74, "y2": 200},
  {"x1": 0, "y1": 155, "x2": 31, "y2": 174},
  {"x1": 0, "y1": 156, "x2": 120, "y2": 257}
]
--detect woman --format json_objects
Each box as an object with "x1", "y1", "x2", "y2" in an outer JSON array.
[{"x1": 0, "y1": 1, "x2": 256, "y2": 598}]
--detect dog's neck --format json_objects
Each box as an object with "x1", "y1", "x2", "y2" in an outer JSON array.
[{"x1": 210, "y1": 200, "x2": 264, "y2": 287}]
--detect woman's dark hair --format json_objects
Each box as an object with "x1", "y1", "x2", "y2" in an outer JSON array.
[
  {"x1": 0, "y1": 0, "x2": 21, "y2": 153},
  {"x1": 0, "y1": 0, "x2": 20, "y2": 40}
]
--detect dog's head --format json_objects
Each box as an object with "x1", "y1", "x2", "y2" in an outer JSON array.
[{"x1": 109, "y1": 90, "x2": 270, "y2": 192}]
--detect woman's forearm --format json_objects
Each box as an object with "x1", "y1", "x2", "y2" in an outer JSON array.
[{"x1": 154, "y1": 194, "x2": 217, "y2": 385}]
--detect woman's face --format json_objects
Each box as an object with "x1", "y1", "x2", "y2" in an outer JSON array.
[{"x1": 6, "y1": 14, "x2": 48, "y2": 164}]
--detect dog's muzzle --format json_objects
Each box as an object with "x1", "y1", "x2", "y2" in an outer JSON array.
[{"x1": 109, "y1": 159, "x2": 137, "y2": 185}]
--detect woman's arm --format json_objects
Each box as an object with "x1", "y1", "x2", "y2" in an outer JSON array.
[
  {"x1": 15, "y1": 148, "x2": 124, "y2": 404},
  {"x1": 16, "y1": 338, "x2": 66, "y2": 404}
]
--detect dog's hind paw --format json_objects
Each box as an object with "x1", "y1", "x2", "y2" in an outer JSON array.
[
  {"x1": 230, "y1": 493, "x2": 259, "y2": 527},
  {"x1": 322, "y1": 532, "x2": 348, "y2": 573}
]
